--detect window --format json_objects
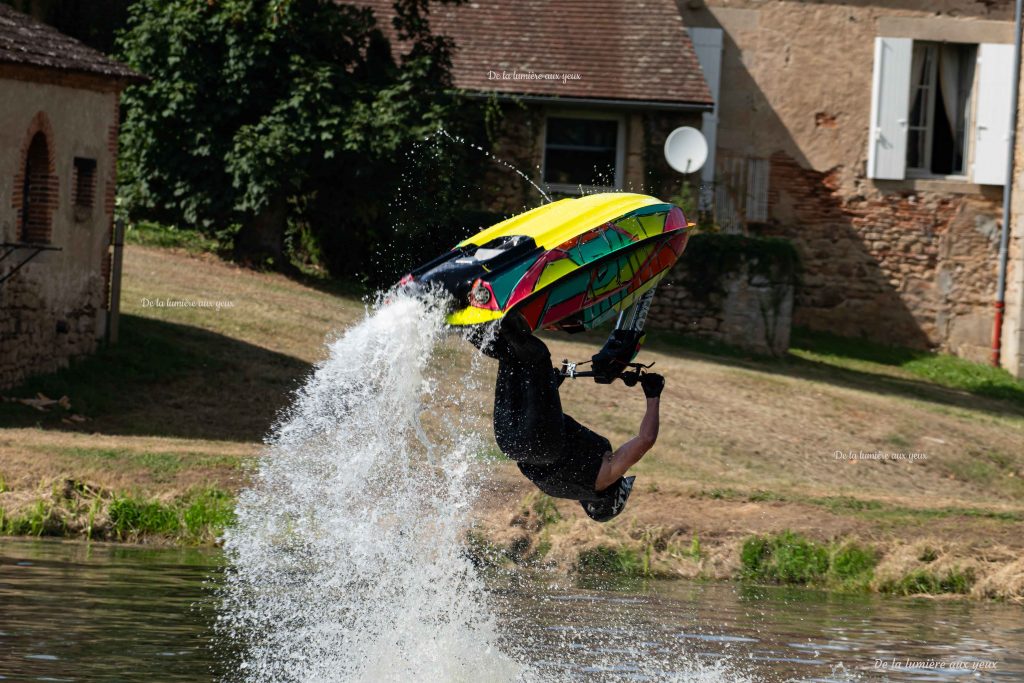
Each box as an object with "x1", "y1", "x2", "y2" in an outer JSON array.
[
  {"x1": 73, "y1": 157, "x2": 97, "y2": 209},
  {"x1": 713, "y1": 154, "x2": 769, "y2": 232},
  {"x1": 20, "y1": 132, "x2": 54, "y2": 244},
  {"x1": 906, "y1": 42, "x2": 975, "y2": 176},
  {"x1": 868, "y1": 37, "x2": 1012, "y2": 185},
  {"x1": 543, "y1": 116, "x2": 623, "y2": 190}
]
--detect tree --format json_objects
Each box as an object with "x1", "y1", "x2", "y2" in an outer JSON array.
[{"x1": 118, "y1": 0, "x2": 482, "y2": 275}]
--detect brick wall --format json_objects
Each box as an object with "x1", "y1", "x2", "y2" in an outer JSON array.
[
  {"x1": 10, "y1": 111, "x2": 58, "y2": 244},
  {"x1": 1, "y1": 82, "x2": 121, "y2": 391},
  {"x1": 761, "y1": 152, "x2": 1001, "y2": 360}
]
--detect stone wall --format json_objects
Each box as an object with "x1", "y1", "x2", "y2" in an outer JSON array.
[
  {"x1": 648, "y1": 235, "x2": 797, "y2": 356},
  {"x1": 762, "y1": 152, "x2": 1003, "y2": 362},
  {"x1": 679, "y1": 0, "x2": 1020, "y2": 370},
  {"x1": 0, "y1": 75, "x2": 121, "y2": 390}
]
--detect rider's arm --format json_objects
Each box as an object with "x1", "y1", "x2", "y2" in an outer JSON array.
[{"x1": 594, "y1": 393, "x2": 660, "y2": 491}]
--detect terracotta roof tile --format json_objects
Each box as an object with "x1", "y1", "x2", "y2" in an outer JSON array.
[
  {"x1": 0, "y1": 4, "x2": 143, "y2": 83},
  {"x1": 358, "y1": 0, "x2": 712, "y2": 107}
]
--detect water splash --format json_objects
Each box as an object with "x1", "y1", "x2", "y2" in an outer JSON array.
[
  {"x1": 217, "y1": 289, "x2": 756, "y2": 682},
  {"x1": 218, "y1": 290, "x2": 522, "y2": 682},
  {"x1": 434, "y1": 127, "x2": 552, "y2": 204}
]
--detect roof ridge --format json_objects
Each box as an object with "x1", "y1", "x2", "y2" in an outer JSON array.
[{"x1": 0, "y1": 4, "x2": 143, "y2": 83}]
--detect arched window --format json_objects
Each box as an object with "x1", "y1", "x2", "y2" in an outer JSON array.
[{"x1": 20, "y1": 132, "x2": 54, "y2": 244}]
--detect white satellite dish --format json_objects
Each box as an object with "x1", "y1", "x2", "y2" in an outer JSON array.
[{"x1": 664, "y1": 126, "x2": 708, "y2": 174}]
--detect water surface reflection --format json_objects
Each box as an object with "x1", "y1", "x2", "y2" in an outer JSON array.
[{"x1": 1, "y1": 540, "x2": 1021, "y2": 682}]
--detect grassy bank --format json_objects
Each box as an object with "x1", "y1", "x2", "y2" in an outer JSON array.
[
  {"x1": 2, "y1": 241, "x2": 1022, "y2": 600},
  {"x1": 1, "y1": 482, "x2": 233, "y2": 545}
]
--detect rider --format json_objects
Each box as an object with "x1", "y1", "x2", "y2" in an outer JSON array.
[{"x1": 476, "y1": 315, "x2": 664, "y2": 522}]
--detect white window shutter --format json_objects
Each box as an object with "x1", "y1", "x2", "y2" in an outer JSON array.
[
  {"x1": 867, "y1": 37, "x2": 913, "y2": 180},
  {"x1": 689, "y1": 27, "x2": 723, "y2": 210},
  {"x1": 973, "y1": 43, "x2": 1014, "y2": 186}
]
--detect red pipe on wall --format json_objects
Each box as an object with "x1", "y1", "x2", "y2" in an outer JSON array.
[{"x1": 993, "y1": 0, "x2": 1024, "y2": 367}]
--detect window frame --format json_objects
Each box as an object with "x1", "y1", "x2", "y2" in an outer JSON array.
[
  {"x1": 541, "y1": 110, "x2": 626, "y2": 195},
  {"x1": 72, "y1": 156, "x2": 98, "y2": 211},
  {"x1": 904, "y1": 40, "x2": 976, "y2": 181}
]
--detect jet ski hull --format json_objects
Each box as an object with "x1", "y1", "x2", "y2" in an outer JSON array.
[{"x1": 401, "y1": 192, "x2": 690, "y2": 333}]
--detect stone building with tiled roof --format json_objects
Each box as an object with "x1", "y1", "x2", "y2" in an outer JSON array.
[
  {"x1": 360, "y1": 0, "x2": 712, "y2": 209},
  {"x1": 679, "y1": 0, "x2": 1024, "y2": 376},
  {"x1": 0, "y1": 4, "x2": 143, "y2": 389}
]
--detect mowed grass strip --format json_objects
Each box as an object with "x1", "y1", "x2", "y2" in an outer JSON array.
[{"x1": 46, "y1": 445, "x2": 242, "y2": 482}]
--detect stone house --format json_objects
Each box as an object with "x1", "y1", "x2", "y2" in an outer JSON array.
[
  {"x1": 363, "y1": 0, "x2": 714, "y2": 210},
  {"x1": 679, "y1": 1, "x2": 1024, "y2": 375},
  {"x1": 0, "y1": 5, "x2": 142, "y2": 390}
]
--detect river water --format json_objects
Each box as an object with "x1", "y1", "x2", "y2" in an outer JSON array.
[{"x1": 2, "y1": 538, "x2": 1022, "y2": 682}]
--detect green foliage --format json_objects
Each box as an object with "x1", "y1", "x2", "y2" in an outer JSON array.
[
  {"x1": 534, "y1": 534, "x2": 552, "y2": 560},
  {"x1": 879, "y1": 568, "x2": 975, "y2": 596},
  {"x1": 1, "y1": 500, "x2": 54, "y2": 537},
  {"x1": 109, "y1": 497, "x2": 179, "y2": 538},
  {"x1": 689, "y1": 533, "x2": 702, "y2": 559},
  {"x1": 0, "y1": 487, "x2": 236, "y2": 544},
  {"x1": 125, "y1": 221, "x2": 220, "y2": 254},
  {"x1": 679, "y1": 233, "x2": 800, "y2": 302},
  {"x1": 182, "y1": 489, "x2": 236, "y2": 541},
  {"x1": 577, "y1": 545, "x2": 647, "y2": 577},
  {"x1": 530, "y1": 493, "x2": 562, "y2": 528},
  {"x1": 118, "y1": 0, "x2": 492, "y2": 277},
  {"x1": 669, "y1": 180, "x2": 717, "y2": 233},
  {"x1": 829, "y1": 543, "x2": 877, "y2": 590},
  {"x1": 108, "y1": 489, "x2": 236, "y2": 542},
  {"x1": 741, "y1": 531, "x2": 877, "y2": 590},
  {"x1": 741, "y1": 531, "x2": 829, "y2": 584}
]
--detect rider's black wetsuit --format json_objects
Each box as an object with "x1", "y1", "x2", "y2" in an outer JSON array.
[{"x1": 482, "y1": 321, "x2": 634, "y2": 522}]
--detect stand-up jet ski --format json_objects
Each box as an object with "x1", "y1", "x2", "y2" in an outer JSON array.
[{"x1": 398, "y1": 192, "x2": 690, "y2": 383}]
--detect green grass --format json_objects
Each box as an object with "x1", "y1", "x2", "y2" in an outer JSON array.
[
  {"x1": 648, "y1": 330, "x2": 767, "y2": 360},
  {"x1": 576, "y1": 544, "x2": 648, "y2": 577},
  {"x1": 878, "y1": 567, "x2": 975, "y2": 596},
  {"x1": 0, "y1": 311, "x2": 305, "y2": 441},
  {"x1": 829, "y1": 542, "x2": 879, "y2": 591},
  {"x1": 108, "y1": 496, "x2": 180, "y2": 538},
  {"x1": 528, "y1": 493, "x2": 562, "y2": 528},
  {"x1": 0, "y1": 500, "x2": 52, "y2": 537},
  {"x1": 125, "y1": 220, "x2": 368, "y2": 298},
  {"x1": 740, "y1": 531, "x2": 879, "y2": 591},
  {"x1": 741, "y1": 531, "x2": 830, "y2": 584},
  {"x1": 125, "y1": 221, "x2": 221, "y2": 254},
  {"x1": 740, "y1": 531, "x2": 985, "y2": 596},
  {"x1": 1, "y1": 487, "x2": 235, "y2": 544},
  {"x1": 50, "y1": 446, "x2": 240, "y2": 481},
  {"x1": 789, "y1": 327, "x2": 1024, "y2": 406}
]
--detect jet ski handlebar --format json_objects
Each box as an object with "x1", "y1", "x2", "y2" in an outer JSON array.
[{"x1": 558, "y1": 358, "x2": 656, "y2": 387}]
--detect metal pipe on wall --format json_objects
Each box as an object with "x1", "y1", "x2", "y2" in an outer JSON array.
[
  {"x1": 993, "y1": 0, "x2": 1024, "y2": 367},
  {"x1": 107, "y1": 217, "x2": 125, "y2": 345}
]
